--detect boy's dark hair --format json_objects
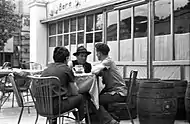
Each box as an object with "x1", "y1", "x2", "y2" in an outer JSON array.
[
  {"x1": 53, "y1": 47, "x2": 70, "y2": 63},
  {"x1": 95, "y1": 43, "x2": 110, "y2": 55}
]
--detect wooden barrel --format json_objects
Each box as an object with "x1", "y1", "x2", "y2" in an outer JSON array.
[
  {"x1": 162, "y1": 79, "x2": 187, "y2": 120},
  {"x1": 137, "y1": 80, "x2": 177, "y2": 124},
  {"x1": 137, "y1": 78, "x2": 161, "y2": 92},
  {"x1": 185, "y1": 82, "x2": 190, "y2": 123}
]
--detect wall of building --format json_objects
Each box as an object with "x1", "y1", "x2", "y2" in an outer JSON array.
[{"x1": 29, "y1": 0, "x2": 190, "y2": 81}]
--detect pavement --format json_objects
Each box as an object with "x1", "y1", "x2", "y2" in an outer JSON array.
[{"x1": 0, "y1": 96, "x2": 189, "y2": 124}]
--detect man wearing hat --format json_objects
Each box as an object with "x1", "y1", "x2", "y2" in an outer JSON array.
[{"x1": 68, "y1": 46, "x2": 92, "y2": 73}]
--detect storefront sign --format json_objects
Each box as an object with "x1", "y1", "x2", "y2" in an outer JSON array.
[
  {"x1": 47, "y1": 0, "x2": 87, "y2": 17},
  {"x1": 47, "y1": 0, "x2": 112, "y2": 17}
]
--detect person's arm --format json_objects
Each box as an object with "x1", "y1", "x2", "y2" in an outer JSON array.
[
  {"x1": 91, "y1": 58, "x2": 111, "y2": 74},
  {"x1": 67, "y1": 61, "x2": 73, "y2": 68}
]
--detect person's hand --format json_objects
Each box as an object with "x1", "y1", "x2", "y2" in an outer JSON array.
[{"x1": 13, "y1": 71, "x2": 30, "y2": 78}]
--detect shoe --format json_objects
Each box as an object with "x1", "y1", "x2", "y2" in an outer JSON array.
[{"x1": 109, "y1": 119, "x2": 119, "y2": 124}]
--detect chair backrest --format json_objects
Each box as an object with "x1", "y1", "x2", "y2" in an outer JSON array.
[
  {"x1": 28, "y1": 76, "x2": 62, "y2": 117},
  {"x1": 23, "y1": 62, "x2": 42, "y2": 70},
  {"x1": 126, "y1": 70, "x2": 138, "y2": 105},
  {"x1": 1, "y1": 62, "x2": 12, "y2": 69},
  {"x1": 8, "y1": 73, "x2": 24, "y2": 107}
]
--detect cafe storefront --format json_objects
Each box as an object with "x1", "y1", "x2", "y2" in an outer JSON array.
[{"x1": 29, "y1": 0, "x2": 190, "y2": 81}]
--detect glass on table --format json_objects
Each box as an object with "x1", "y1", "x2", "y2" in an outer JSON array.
[{"x1": 72, "y1": 65, "x2": 85, "y2": 74}]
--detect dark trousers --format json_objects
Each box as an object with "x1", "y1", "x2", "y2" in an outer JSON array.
[
  {"x1": 89, "y1": 93, "x2": 125, "y2": 124},
  {"x1": 51, "y1": 94, "x2": 85, "y2": 124}
]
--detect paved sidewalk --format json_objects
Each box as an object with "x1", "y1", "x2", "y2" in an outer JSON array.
[{"x1": 0, "y1": 98, "x2": 189, "y2": 124}]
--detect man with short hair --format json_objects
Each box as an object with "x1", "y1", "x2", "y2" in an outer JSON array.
[
  {"x1": 91, "y1": 43, "x2": 128, "y2": 124},
  {"x1": 41, "y1": 46, "x2": 85, "y2": 124}
]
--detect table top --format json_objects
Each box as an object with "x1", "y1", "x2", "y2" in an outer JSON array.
[
  {"x1": 74, "y1": 72, "x2": 93, "y2": 77},
  {"x1": 0, "y1": 68, "x2": 43, "y2": 75}
]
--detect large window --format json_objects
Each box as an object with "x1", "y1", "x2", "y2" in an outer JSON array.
[{"x1": 48, "y1": 13, "x2": 103, "y2": 62}]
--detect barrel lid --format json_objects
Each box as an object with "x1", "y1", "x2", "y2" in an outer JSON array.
[
  {"x1": 161, "y1": 79, "x2": 187, "y2": 86},
  {"x1": 139, "y1": 80, "x2": 174, "y2": 88}
]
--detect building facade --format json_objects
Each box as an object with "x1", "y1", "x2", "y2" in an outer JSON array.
[{"x1": 29, "y1": 0, "x2": 190, "y2": 81}]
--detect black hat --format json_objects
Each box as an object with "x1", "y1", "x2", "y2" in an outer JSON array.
[{"x1": 73, "y1": 46, "x2": 91, "y2": 56}]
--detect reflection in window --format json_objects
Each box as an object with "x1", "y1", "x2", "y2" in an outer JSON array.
[
  {"x1": 155, "y1": 0, "x2": 171, "y2": 35},
  {"x1": 57, "y1": 21, "x2": 63, "y2": 34},
  {"x1": 64, "y1": 35, "x2": 69, "y2": 46},
  {"x1": 49, "y1": 23, "x2": 56, "y2": 35},
  {"x1": 70, "y1": 33, "x2": 76, "y2": 44},
  {"x1": 49, "y1": 37, "x2": 56, "y2": 47},
  {"x1": 174, "y1": 0, "x2": 190, "y2": 34},
  {"x1": 77, "y1": 32, "x2": 84, "y2": 44},
  {"x1": 70, "y1": 18, "x2": 76, "y2": 32},
  {"x1": 134, "y1": 4, "x2": 148, "y2": 38},
  {"x1": 86, "y1": 15, "x2": 93, "y2": 32},
  {"x1": 95, "y1": 32, "x2": 102, "y2": 42},
  {"x1": 174, "y1": 0, "x2": 190, "y2": 60},
  {"x1": 120, "y1": 8, "x2": 131, "y2": 40},
  {"x1": 78, "y1": 16, "x2": 84, "y2": 30},
  {"x1": 86, "y1": 33, "x2": 93, "y2": 43},
  {"x1": 64, "y1": 19, "x2": 69, "y2": 33},
  {"x1": 107, "y1": 11, "x2": 117, "y2": 41},
  {"x1": 57, "y1": 36, "x2": 62, "y2": 46},
  {"x1": 95, "y1": 13, "x2": 103, "y2": 30}
]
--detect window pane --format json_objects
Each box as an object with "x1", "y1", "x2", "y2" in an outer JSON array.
[
  {"x1": 49, "y1": 23, "x2": 56, "y2": 35},
  {"x1": 86, "y1": 33, "x2": 93, "y2": 43},
  {"x1": 120, "y1": 8, "x2": 131, "y2": 40},
  {"x1": 64, "y1": 35, "x2": 69, "y2": 46},
  {"x1": 86, "y1": 15, "x2": 93, "y2": 32},
  {"x1": 78, "y1": 16, "x2": 84, "y2": 30},
  {"x1": 58, "y1": 36, "x2": 62, "y2": 46},
  {"x1": 70, "y1": 33, "x2": 76, "y2": 44},
  {"x1": 174, "y1": 0, "x2": 190, "y2": 60},
  {"x1": 64, "y1": 19, "x2": 69, "y2": 33},
  {"x1": 155, "y1": 0, "x2": 172, "y2": 61},
  {"x1": 134, "y1": 4, "x2": 148, "y2": 38},
  {"x1": 77, "y1": 32, "x2": 84, "y2": 44},
  {"x1": 49, "y1": 37, "x2": 56, "y2": 47},
  {"x1": 107, "y1": 11, "x2": 117, "y2": 41},
  {"x1": 95, "y1": 32, "x2": 102, "y2": 42},
  {"x1": 57, "y1": 21, "x2": 63, "y2": 34},
  {"x1": 134, "y1": 4, "x2": 148, "y2": 61},
  {"x1": 95, "y1": 13, "x2": 103, "y2": 30},
  {"x1": 155, "y1": 0, "x2": 171, "y2": 35},
  {"x1": 174, "y1": 0, "x2": 190, "y2": 34},
  {"x1": 70, "y1": 18, "x2": 76, "y2": 32}
]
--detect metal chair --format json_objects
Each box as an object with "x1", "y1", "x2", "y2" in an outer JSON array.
[
  {"x1": 0, "y1": 62, "x2": 14, "y2": 109},
  {"x1": 8, "y1": 73, "x2": 34, "y2": 124},
  {"x1": 22, "y1": 62, "x2": 42, "y2": 70},
  {"x1": 28, "y1": 76, "x2": 83, "y2": 124},
  {"x1": 109, "y1": 70, "x2": 138, "y2": 124}
]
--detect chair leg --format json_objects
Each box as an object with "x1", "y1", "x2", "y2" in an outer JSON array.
[
  {"x1": 62, "y1": 117, "x2": 64, "y2": 124},
  {"x1": 26, "y1": 91, "x2": 30, "y2": 114},
  {"x1": 126, "y1": 105, "x2": 134, "y2": 124},
  {"x1": 46, "y1": 118, "x2": 48, "y2": 124},
  {"x1": 18, "y1": 107, "x2": 24, "y2": 124},
  {"x1": 12, "y1": 92, "x2": 14, "y2": 108},
  {"x1": 35, "y1": 113, "x2": 39, "y2": 124},
  {"x1": 0, "y1": 92, "x2": 11, "y2": 108},
  {"x1": 86, "y1": 101, "x2": 91, "y2": 124}
]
